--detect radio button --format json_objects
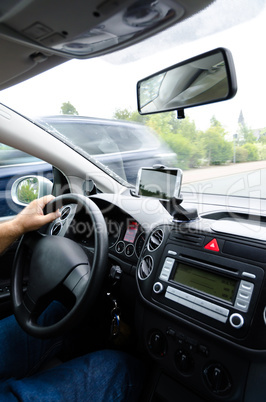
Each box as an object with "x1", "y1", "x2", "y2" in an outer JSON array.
[
  {"x1": 183, "y1": 293, "x2": 195, "y2": 303},
  {"x1": 201, "y1": 308, "x2": 227, "y2": 323},
  {"x1": 242, "y1": 272, "x2": 256, "y2": 279},
  {"x1": 212, "y1": 305, "x2": 229, "y2": 317},
  {"x1": 198, "y1": 298, "x2": 215, "y2": 310},
  {"x1": 234, "y1": 280, "x2": 254, "y2": 312},
  {"x1": 166, "y1": 286, "x2": 229, "y2": 320},
  {"x1": 164, "y1": 257, "x2": 175, "y2": 266},
  {"x1": 194, "y1": 297, "x2": 229, "y2": 317},
  {"x1": 170, "y1": 287, "x2": 195, "y2": 303},
  {"x1": 168, "y1": 250, "x2": 177, "y2": 256},
  {"x1": 238, "y1": 290, "x2": 251, "y2": 301},
  {"x1": 240, "y1": 281, "x2": 254, "y2": 292},
  {"x1": 167, "y1": 286, "x2": 178, "y2": 296},
  {"x1": 165, "y1": 289, "x2": 228, "y2": 323},
  {"x1": 160, "y1": 273, "x2": 169, "y2": 281},
  {"x1": 159, "y1": 257, "x2": 174, "y2": 281},
  {"x1": 235, "y1": 298, "x2": 249, "y2": 312},
  {"x1": 153, "y1": 282, "x2": 164, "y2": 294},
  {"x1": 229, "y1": 313, "x2": 244, "y2": 329},
  {"x1": 177, "y1": 289, "x2": 195, "y2": 303}
]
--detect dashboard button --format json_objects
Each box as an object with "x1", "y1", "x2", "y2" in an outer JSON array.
[
  {"x1": 166, "y1": 328, "x2": 176, "y2": 338},
  {"x1": 148, "y1": 330, "x2": 167, "y2": 357},
  {"x1": 242, "y1": 272, "x2": 256, "y2": 279},
  {"x1": 175, "y1": 350, "x2": 194, "y2": 373},
  {"x1": 115, "y1": 241, "x2": 125, "y2": 253},
  {"x1": 125, "y1": 244, "x2": 134, "y2": 256},
  {"x1": 229, "y1": 313, "x2": 244, "y2": 329},
  {"x1": 235, "y1": 298, "x2": 249, "y2": 312},
  {"x1": 198, "y1": 344, "x2": 209, "y2": 357},
  {"x1": 203, "y1": 363, "x2": 232, "y2": 395},
  {"x1": 153, "y1": 282, "x2": 164, "y2": 294},
  {"x1": 240, "y1": 281, "x2": 254, "y2": 292}
]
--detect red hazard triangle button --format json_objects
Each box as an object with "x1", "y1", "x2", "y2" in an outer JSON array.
[{"x1": 204, "y1": 239, "x2": 219, "y2": 252}]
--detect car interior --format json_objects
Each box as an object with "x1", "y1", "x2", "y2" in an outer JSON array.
[{"x1": 0, "y1": 0, "x2": 266, "y2": 401}]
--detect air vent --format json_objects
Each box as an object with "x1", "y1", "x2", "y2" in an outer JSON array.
[
  {"x1": 148, "y1": 229, "x2": 164, "y2": 251},
  {"x1": 60, "y1": 206, "x2": 71, "y2": 220},
  {"x1": 169, "y1": 231, "x2": 204, "y2": 246},
  {"x1": 51, "y1": 222, "x2": 62, "y2": 236},
  {"x1": 138, "y1": 255, "x2": 154, "y2": 280}
]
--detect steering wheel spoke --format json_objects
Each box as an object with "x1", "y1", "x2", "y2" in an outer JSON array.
[
  {"x1": 19, "y1": 293, "x2": 36, "y2": 322},
  {"x1": 63, "y1": 264, "x2": 91, "y2": 298},
  {"x1": 22, "y1": 231, "x2": 44, "y2": 250}
]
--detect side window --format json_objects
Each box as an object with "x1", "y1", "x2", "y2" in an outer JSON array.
[
  {"x1": 0, "y1": 144, "x2": 41, "y2": 166},
  {"x1": 0, "y1": 144, "x2": 53, "y2": 218}
]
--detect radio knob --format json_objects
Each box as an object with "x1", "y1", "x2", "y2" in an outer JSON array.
[
  {"x1": 229, "y1": 313, "x2": 244, "y2": 329},
  {"x1": 153, "y1": 282, "x2": 164, "y2": 294}
]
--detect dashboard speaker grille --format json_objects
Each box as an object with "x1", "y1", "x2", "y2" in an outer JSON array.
[{"x1": 138, "y1": 255, "x2": 154, "y2": 280}]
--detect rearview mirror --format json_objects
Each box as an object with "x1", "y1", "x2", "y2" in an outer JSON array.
[{"x1": 137, "y1": 48, "x2": 237, "y2": 115}]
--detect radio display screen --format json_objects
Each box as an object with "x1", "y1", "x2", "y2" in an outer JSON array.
[{"x1": 173, "y1": 263, "x2": 237, "y2": 303}]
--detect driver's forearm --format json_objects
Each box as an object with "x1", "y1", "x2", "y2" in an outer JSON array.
[{"x1": 0, "y1": 219, "x2": 23, "y2": 255}]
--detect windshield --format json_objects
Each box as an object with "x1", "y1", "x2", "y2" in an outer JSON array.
[{"x1": 1, "y1": 0, "x2": 266, "y2": 199}]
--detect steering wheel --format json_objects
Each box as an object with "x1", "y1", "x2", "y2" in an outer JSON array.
[{"x1": 11, "y1": 194, "x2": 108, "y2": 338}]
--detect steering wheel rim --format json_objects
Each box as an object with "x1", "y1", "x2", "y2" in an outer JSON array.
[{"x1": 11, "y1": 194, "x2": 108, "y2": 338}]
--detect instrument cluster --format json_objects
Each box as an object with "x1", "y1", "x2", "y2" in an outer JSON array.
[{"x1": 107, "y1": 217, "x2": 146, "y2": 261}]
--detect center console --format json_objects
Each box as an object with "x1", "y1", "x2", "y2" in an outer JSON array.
[{"x1": 137, "y1": 220, "x2": 266, "y2": 401}]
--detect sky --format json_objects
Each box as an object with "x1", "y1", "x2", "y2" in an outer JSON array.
[{"x1": 0, "y1": 0, "x2": 266, "y2": 136}]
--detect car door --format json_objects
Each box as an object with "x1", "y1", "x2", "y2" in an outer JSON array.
[{"x1": 0, "y1": 143, "x2": 53, "y2": 318}]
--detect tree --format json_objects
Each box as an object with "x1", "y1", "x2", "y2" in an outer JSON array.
[
  {"x1": 210, "y1": 115, "x2": 221, "y2": 127},
  {"x1": 238, "y1": 123, "x2": 256, "y2": 144},
  {"x1": 159, "y1": 117, "x2": 203, "y2": 168},
  {"x1": 258, "y1": 128, "x2": 266, "y2": 144},
  {"x1": 175, "y1": 117, "x2": 198, "y2": 141},
  {"x1": 257, "y1": 143, "x2": 266, "y2": 160},
  {"x1": 146, "y1": 112, "x2": 175, "y2": 137},
  {"x1": 235, "y1": 146, "x2": 248, "y2": 163},
  {"x1": 200, "y1": 118, "x2": 233, "y2": 165},
  {"x1": 60, "y1": 101, "x2": 79, "y2": 115},
  {"x1": 113, "y1": 108, "x2": 149, "y2": 124},
  {"x1": 242, "y1": 143, "x2": 259, "y2": 161},
  {"x1": 113, "y1": 108, "x2": 132, "y2": 120},
  {"x1": 113, "y1": 108, "x2": 181, "y2": 133}
]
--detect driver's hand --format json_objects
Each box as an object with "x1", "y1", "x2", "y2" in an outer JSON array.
[{"x1": 15, "y1": 195, "x2": 61, "y2": 234}]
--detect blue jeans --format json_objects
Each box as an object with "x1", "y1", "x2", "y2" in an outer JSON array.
[{"x1": 0, "y1": 303, "x2": 145, "y2": 401}]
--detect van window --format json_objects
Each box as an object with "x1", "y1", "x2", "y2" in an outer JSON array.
[{"x1": 46, "y1": 122, "x2": 161, "y2": 155}]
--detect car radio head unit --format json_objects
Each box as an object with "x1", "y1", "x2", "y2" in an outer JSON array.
[
  {"x1": 154, "y1": 244, "x2": 263, "y2": 337},
  {"x1": 138, "y1": 230, "x2": 265, "y2": 341}
]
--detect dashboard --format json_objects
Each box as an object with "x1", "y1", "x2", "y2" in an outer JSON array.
[
  {"x1": 95, "y1": 193, "x2": 266, "y2": 401},
  {"x1": 49, "y1": 192, "x2": 266, "y2": 401},
  {"x1": 134, "y1": 212, "x2": 266, "y2": 401}
]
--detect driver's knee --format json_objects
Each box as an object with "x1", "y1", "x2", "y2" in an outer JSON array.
[{"x1": 5, "y1": 349, "x2": 146, "y2": 401}]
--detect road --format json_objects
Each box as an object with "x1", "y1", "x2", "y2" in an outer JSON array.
[
  {"x1": 181, "y1": 161, "x2": 266, "y2": 197},
  {"x1": 182, "y1": 161, "x2": 266, "y2": 183}
]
